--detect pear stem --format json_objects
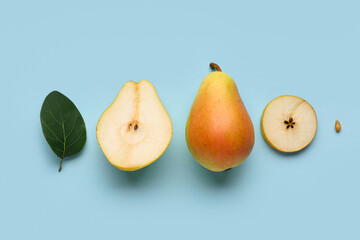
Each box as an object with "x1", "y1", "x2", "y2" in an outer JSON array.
[{"x1": 210, "y1": 63, "x2": 222, "y2": 72}]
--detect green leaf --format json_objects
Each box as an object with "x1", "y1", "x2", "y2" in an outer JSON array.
[{"x1": 40, "y1": 91, "x2": 86, "y2": 172}]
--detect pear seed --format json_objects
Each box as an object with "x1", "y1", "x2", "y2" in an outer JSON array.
[{"x1": 335, "y1": 120, "x2": 341, "y2": 132}]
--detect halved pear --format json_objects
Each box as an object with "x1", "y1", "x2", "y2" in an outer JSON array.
[
  {"x1": 261, "y1": 95, "x2": 317, "y2": 153},
  {"x1": 96, "y1": 80, "x2": 173, "y2": 171}
]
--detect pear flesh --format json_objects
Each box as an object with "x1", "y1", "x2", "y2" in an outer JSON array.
[
  {"x1": 186, "y1": 68, "x2": 255, "y2": 172},
  {"x1": 96, "y1": 80, "x2": 173, "y2": 171},
  {"x1": 261, "y1": 95, "x2": 317, "y2": 152}
]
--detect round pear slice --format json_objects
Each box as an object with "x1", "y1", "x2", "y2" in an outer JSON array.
[
  {"x1": 261, "y1": 95, "x2": 317, "y2": 153},
  {"x1": 96, "y1": 80, "x2": 173, "y2": 171}
]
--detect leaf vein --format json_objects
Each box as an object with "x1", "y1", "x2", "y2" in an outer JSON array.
[
  {"x1": 41, "y1": 120, "x2": 65, "y2": 144},
  {"x1": 65, "y1": 115, "x2": 79, "y2": 139},
  {"x1": 45, "y1": 102, "x2": 63, "y2": 126},
  {"x1": 65, "y1": 128, "x2": 85, "y2": 150}
]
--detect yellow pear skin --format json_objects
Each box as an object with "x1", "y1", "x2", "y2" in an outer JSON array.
[{"x1": 186, "y1": 63, "x2": 255, "y2": 172}]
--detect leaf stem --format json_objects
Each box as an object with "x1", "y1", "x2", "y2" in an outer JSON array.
[
  {"x1": 59, "y1": 158, "x2": 64, "y2": 172},
  {"x1": 210, "y1": 62, "x2": 222, "y2": 72}
]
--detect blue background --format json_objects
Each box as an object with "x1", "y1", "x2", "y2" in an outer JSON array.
[{"x1": 1, "y1": 0, "x2": 359, "y2": 239}]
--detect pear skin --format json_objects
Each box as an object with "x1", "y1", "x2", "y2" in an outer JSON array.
[{"x1": 186, "y1": 63, "x2": 255, "y2": 172}]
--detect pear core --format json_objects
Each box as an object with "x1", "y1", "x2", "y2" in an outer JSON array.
[{"x1": 120, "y1": 121, "x2": 145, "y2": 144}]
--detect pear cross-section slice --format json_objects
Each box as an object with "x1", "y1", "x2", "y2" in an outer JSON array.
[
  {"x1": 96, "y1": 80, "x2": 173, "y2": 171},
  {"x1": 261, "y1": 95, "x2": 317, "y2": 153}
]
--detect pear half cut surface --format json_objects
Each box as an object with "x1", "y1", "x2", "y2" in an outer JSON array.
[
  {"x1": 186, "y1": 63, "x2": 255, "y2": 172},
  {"x1": 261, "y1": 95, "x2": 317, "y2": 153},
  {"x1": 96, "y1": 80, "x2": 173, "y2": 171}
]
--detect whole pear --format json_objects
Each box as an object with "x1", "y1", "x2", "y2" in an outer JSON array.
[{"x1": 185, "y1": 63, "x2": 255, "y2": 172}]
